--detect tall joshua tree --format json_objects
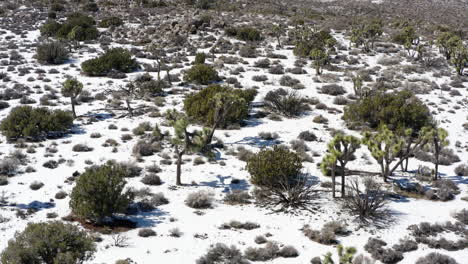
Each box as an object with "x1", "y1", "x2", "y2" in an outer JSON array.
[{"x1": 61, "y1": 77, "x2": 83, "y2": 118}]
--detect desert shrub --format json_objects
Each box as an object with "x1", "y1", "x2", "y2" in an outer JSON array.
[
  {"x1": 55, "y1": 190, "x2": 67, "y2": 199},
  {"x1": 29, "y1": 181, "x2": 44, "y2": 190},
  {"x1": 81, "y1": 48, "x2": 139, "y2": 76},
  {"x1": 415, "y1": 252, "x2": 458, "y2": 264},
  {"x1": 258, "y1": 131, "x2": 279, "y2": 140},
  {"x1": 220, "y1": 220, "x2": 260, "y2": 230},
  {"x1": 263, "y1": 88, "x2": 309, "y2": 117},
  {"x1": 141, "y1": 173, "x2": 162, "y2": 186},
  {"x1": 184, "y1": 85, "x2": 257, "y2": 127},
  {"x1": 185, "y1": 191, "x2": 213, "y2": 209},
  {"x1": 392, "y1": 238, "x2": 418, "y2": 252},
  {"x1": 72, "y1": 143, "x2": 94, "y2": 152},
  {"x1": 252, "y1": 75, "x2": 268, "y2": 82},
  {"x1": 99, "y1": 16, "x2": 123, "y2": 28},
  {"x1": 254, "y1": 236, "x2": 267, "y2": 244},
  {"x1": 0, "y1": 157, "x2": 19, "y2": 176},
  {"x1": 364, "y1": 238, "x2": 403, "y2": 264},
  {"x1": 343, "y1": 178, "x2": 388, "y2": 222},
  {"x1": 239, "y1": 46, "x2": 257, "y2": 58},
  {"x1": 150, "y1": 192, "x2": 169, "y2": 206},
  {"x1": 133, "y1": 140, "x2": 157, "y2": 156},
  {"x1": 225, "y1": 26, "x2": 263, "y2": 42},
  {"x1": 278, "y1": 246, "x2": 299, "y2": 258},
  {"x1": 36, "y1": 41, "x2": 69, "y2": 65},
  {"x1": 433, "y1": 179, "x2": 459, "y2": 201},
  {"x1": 453, "y1": 209, "x2": 468, "y2": 225},
  {"x1": 244, "y1": 242, "x2": 279, "y2": 261},
  {"x1": 321, "y1": 84, "x2": 346, "y2": 95},
  {"x1": 183, "y1": 64, "x2": 220, "y2": 85},
  {"x1": 343, "y1": 90, "x2": 432, "y2": 132},
  {"x1": 298, "y1": 131, "x2": 317, "y2": 141},
  {"x1": 0, "y1": 221, "x2": 95, "y2": 264},
  {"x1": 120, "y1": 162, "x2": 143, "y2": 178},
  {"x1": 0, "y1": 176, "x2": 8, "y2": 186},
  {"x1": 196, "y1": 243, "x2": 250, "y2": 264},
  {"x1": 247, "y1": 146, "x2": 302, "y2": 187},
  {"x1": 138, "y1": 228, "x2": 156, "y2": 237},
  {"x1": 69, "y1": 161, "x2": 134, "y2": 223},
  {"x1": 247, "y1": 146, "x2": 316, "y2": 209},
  {"x1": 279, "y1": 75, "x2": 300, "y2": 87},
  {"x1": 254, "y1": 58, "x2": 270, "y2": 68},
  {"x1": 194, "y1": 52, "x2": 207, "y2": 64},
  {"x1": 223, "y1": 190, "x2": 252, "y2": 204},
  {"x1": 0, "y1": 106, "x2": 73, "y2": 141},
  {"x1": 453, "y1": 162, "x2": 467, "y2": 176},
  {"x1": 40, "y1": 13, "x2": 98, "y2": 40}
]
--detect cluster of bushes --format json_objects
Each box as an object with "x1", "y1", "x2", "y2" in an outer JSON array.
[
  {"x1": 0, "y1": 106, "x2": 73, "y2": 141},
  {"x1": 364, "y1": 237, "x2": 404, "y2": 264},
  {"x1": 184, "y1": 85, "x2": 257, "y2": 127},
  {"x1": 81, "y1": 48, "x2": 139, "y2": 76},
  {"x1": 196, "y1": 243, "x2": 250, "y2": 264},
  {"x1": 244, "y1": 242, "x2": 298, "y2": 261},
  {"x1": 225, "y1": 26, "x2": 263, "y2": 42},
  {"x1": 40, "y1": 12, "x2": 98, "y2": 41},
  {"x1": 36, "y1": 41, "x2": 69, "y2": 65},
  {"x1": 408, "y1": 221, "x2": 466, "y2": 251},
  {"x1": 183, "y1": 64, "x2": 220, "y2": 85},
  {"x1": 98, "y1": 16, "x2": 123, "y2": 28},
  {"x1": 343, "y1": 90, "x2": 432, "y2": 131}
]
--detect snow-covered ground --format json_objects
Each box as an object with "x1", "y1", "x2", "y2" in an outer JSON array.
[{"x1": 0, "y1": 9, "x2": 467, "y2": 264}]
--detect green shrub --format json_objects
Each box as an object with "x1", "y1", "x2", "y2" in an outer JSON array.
[
  {"x1": 184, "y1": 85, "x2": 257, "y2": 127},
  {"x1": 263, "y1": 88, "x2": 309, "y2": 117},
  {"x1": 194, "y1": 52, "x2": 207, "y2": 64},
  {"x1": 40, "y1": 13, "x2": 98, "y2": 41},
  {"x1": 69, "y1": 161, "x2": 134, "y2": 223},
  {"x1": 183, "y1": 64, "x2": 220, "y2": 85},
  {"x1": 99, "y1": 16, "x2": 123, "y2": 28},
  {"x1": 81, "y1": 48, "x2": 139, "y2": 76},
  {"x1": 247, "y1": 146, "x2": 302, "y2": 188},
  {"x1": 343, "y1": 90, "x2": 432, "y2": 132},
  {"x1": 0, "y1": 221, "x2": 96, "y2": 264},
  {"x1": 36, "y1": 41, "x2": 69, "y2": 65},
  {"x1": 0, "y1": 106, "x2": 73, "y2": 141},
  {"x1": 225, "y1": 26, "x2": 263, "y2": 42}
]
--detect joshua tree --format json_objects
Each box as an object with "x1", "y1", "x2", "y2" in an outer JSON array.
[
  {"x1": 425, "y1": 127, "x2": 449, "y2": 180},
  {"x1": 310, "y1": 48, "x2": 329, "y2": 75},
  {"x1": 169, "y1": 111, "x2": 205, "y2": 185},
  {"x1": 61, "y1": 77, "x2": 83, "y2": 118},
  {"x1": 451, "y1": 44, "x2": 467, "y2": 76},
  {"x1": 321, "y1": 133, "x2": 360, "y2": 197}
]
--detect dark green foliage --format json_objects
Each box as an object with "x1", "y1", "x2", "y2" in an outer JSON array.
[
  {"x1": 194, "y1": 52, "x2": 207, "y2": 64},
  {"x1": 0, "y1": 106, "x2": 73, "y2": 141},
  {"x1": 40, "y1": 13, "x2": 98, "y2": 41},
  {"x1": 99, "y1": 16, "x2": 123, "y2": 28},
  {"x1": 0, "y1": 221, "x2": 96, "y2": 264},
  {"x1": 247, "y1": 146, "x2": 302, "y2": 188},
  {"x1": 225, "y1": 26, "x2": 263, "y2": 42},
  {"x1": 183, "y1": 64, "x2": 220, "y2": 85},
  {"x1": 81, "y1": 48, "x2": 139, "y2": 76},
  {"x1": 293, "y1": 29, "x2": 336, "y2": 58},
  {"x1": 343, "y1": 90, "x2": 431, "y2": 132},
  {"x1": 69, "y1": 161, "x2": 134, "y2": 223},
  {"x1": 36, "y1": 41, "x2": 69, "y2": 65},
  {"x1": 184, "y1": 85, "x2": 257, "y2": 127}
]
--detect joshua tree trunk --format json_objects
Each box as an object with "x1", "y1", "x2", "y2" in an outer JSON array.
[
  {"x1": 433, "y1": 139, "x2": 440, "y2": 180},
  {"x1": 125, "y1": 98, "x2": 133, "y2": 116},
  {"x1": 70, "y1": 97, "x2": 77, "y2": 118},
  {"x1": 331, "y1": 163, "x2": 336, "y2": 198},
  {"x1": 175, "y1": 147, "x2": 185, "y2": 186},
  {"x1": 340, "y1": 161, "x2": 346, "y2": 197}
]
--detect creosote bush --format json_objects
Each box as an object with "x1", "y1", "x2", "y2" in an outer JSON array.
[
  {"x1": 69, "y1": 161, "x2": 134, "y2": 223},
  {"x1": 81, "y1": 48, "x2": 139, "y2": 77},
  {"x1": 344, "y1": 90, "x2": 431, "y2": 131},
  {"x1": 0, "y1": 106, "x2": 73, "y2": 141},
  {"x1": 225, "y1": 26, "x2": 263, "y2": 42},
  {"x1": 0, "y1": 221, "x2": 96, "y2": 264},
  {"x1": 36, "y1": 41, "x2": 69, "y2": 65},
  {"x1": 184, "y1": 85, "x2": 257, "y2": 127},
  {"x1": 183, "y1": 64, "x2": 220, "y2": 85}
]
